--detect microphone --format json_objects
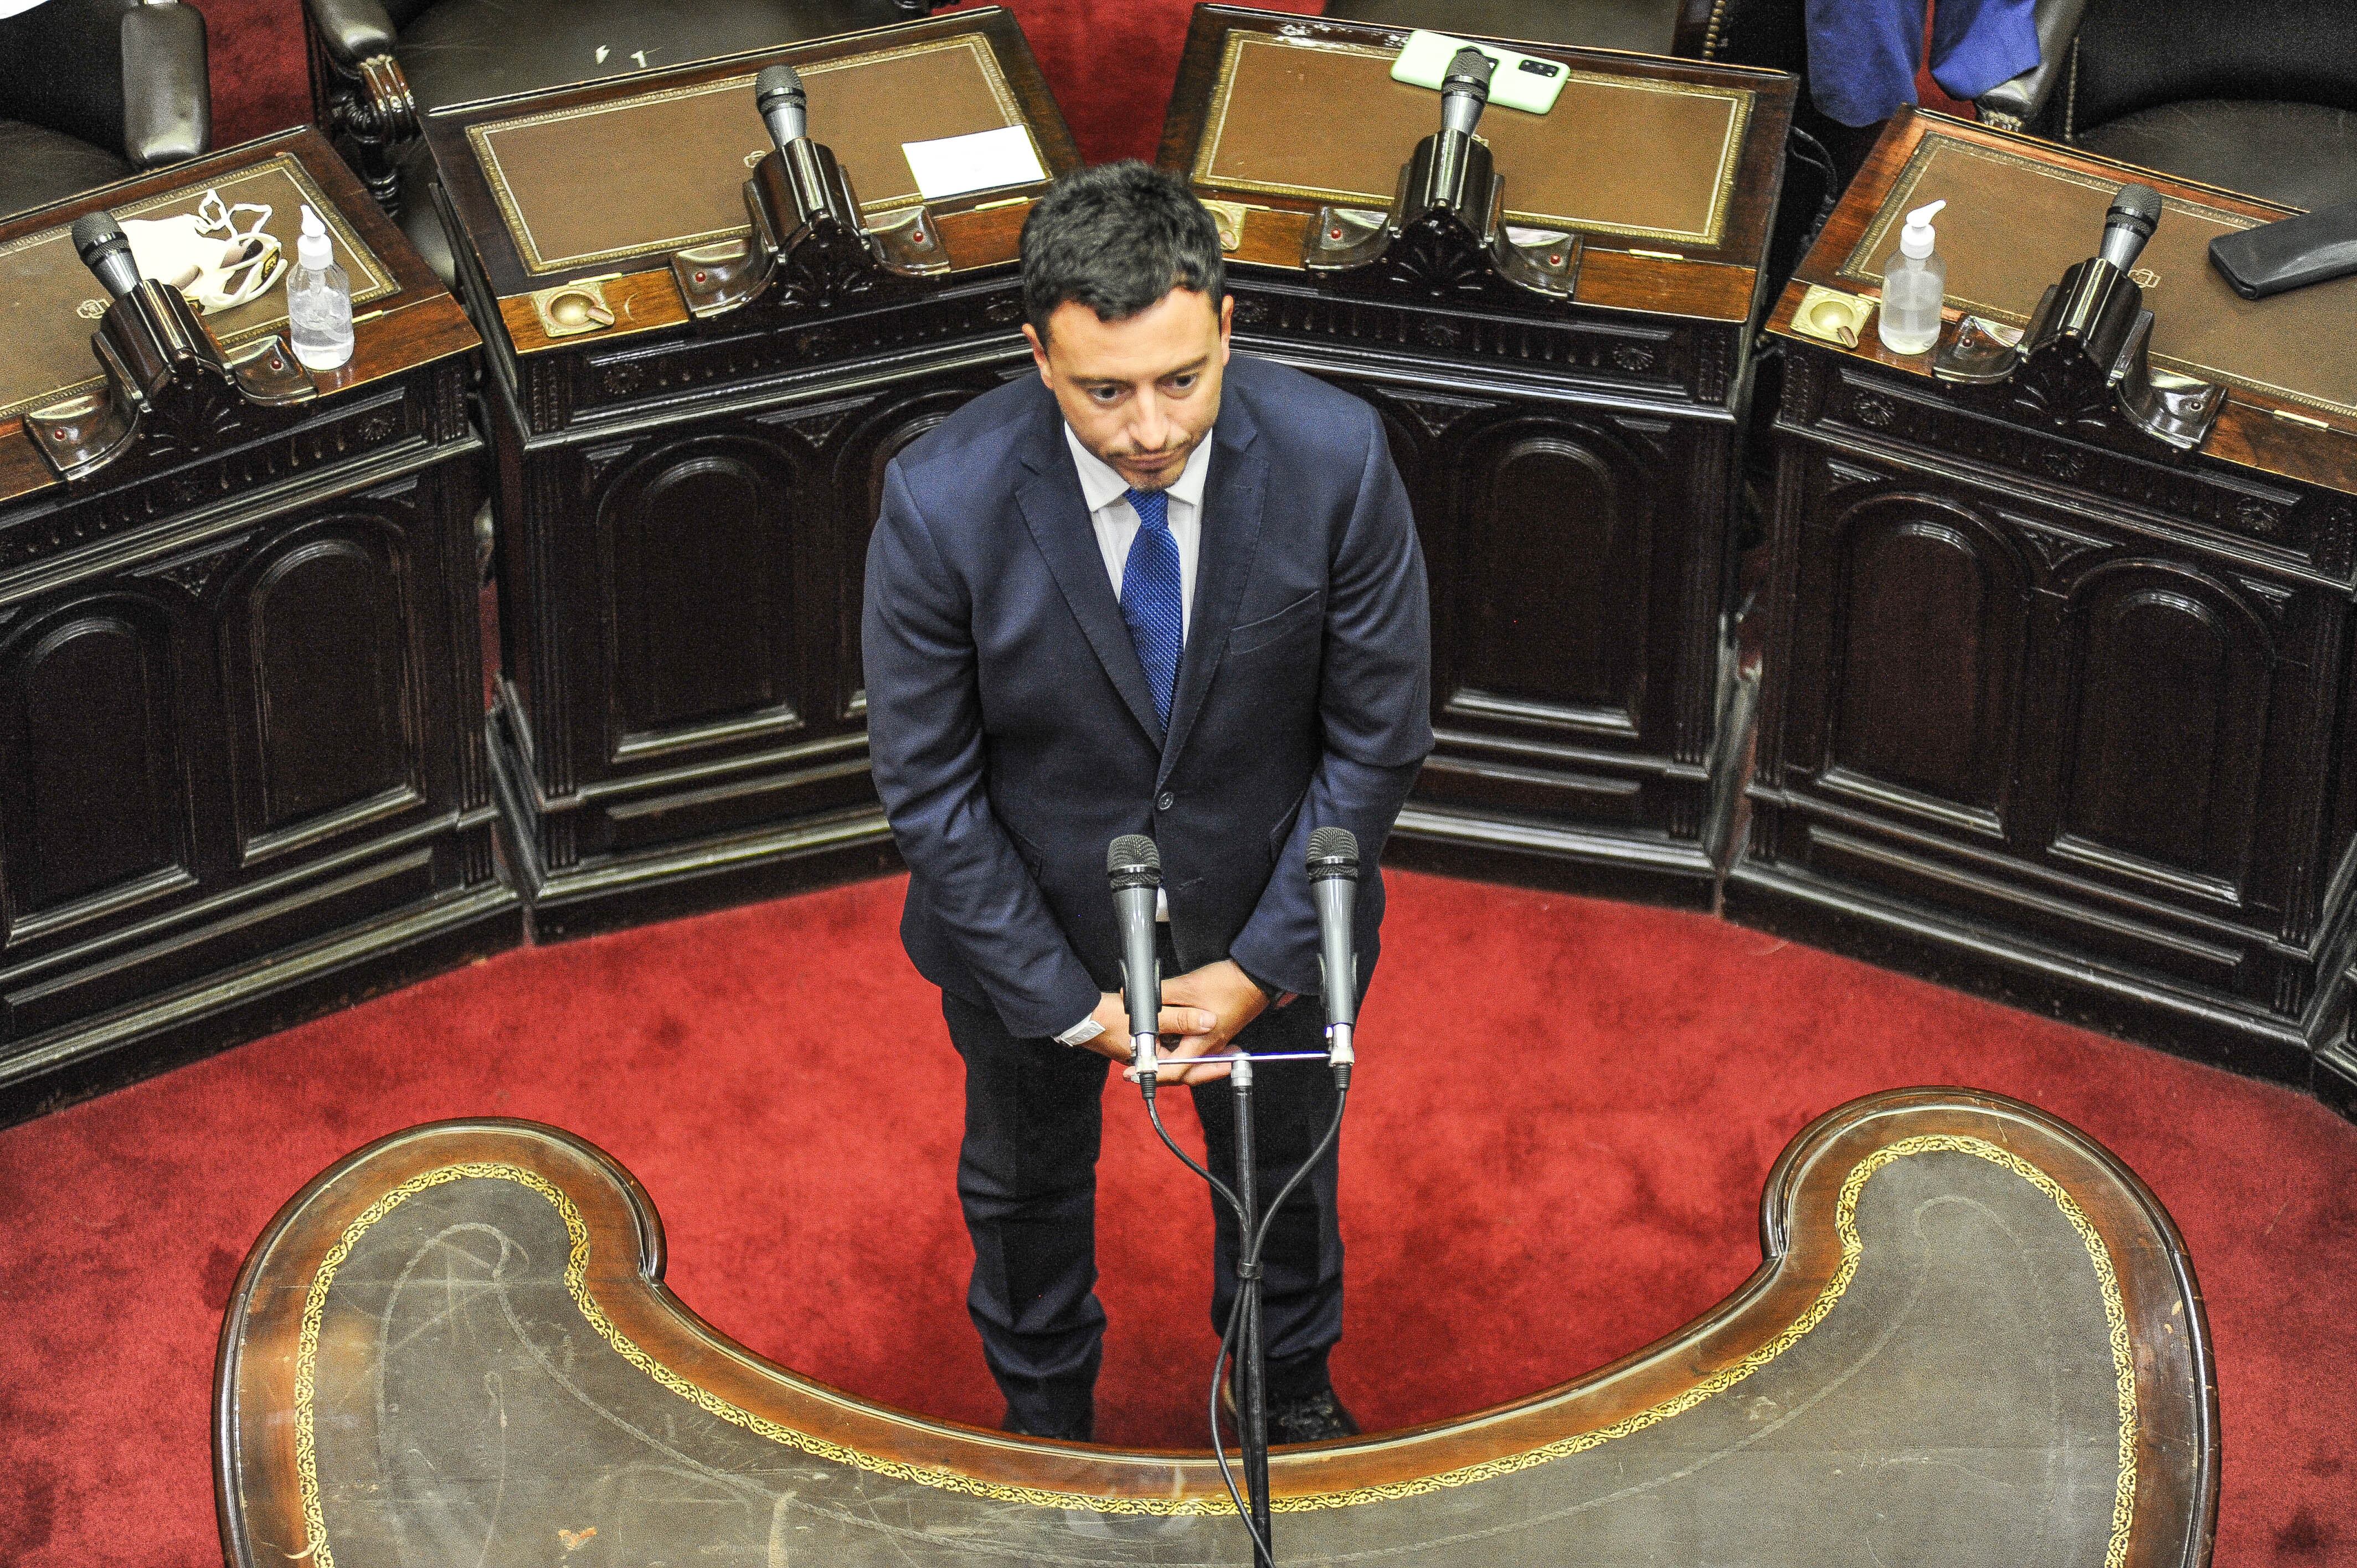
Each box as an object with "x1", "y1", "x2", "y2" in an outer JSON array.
[
  {"x1": 1438, "y1": 46, "x2": 1494, "y2": 138},
  {"x1": 73, "y1": 213, "x2": 143, "y2": 301},
  {"x1": 2097, "y1": 183, "x2": 2163, "y2": 272},
  {"x1": 1108, "y1": 835, "x2": 1162, "y2": 1090},
  {"x1": 755, "y1": 64, "x2": 807, "y2": 152},
  {"x1": 1307, "y1": 827, "x2": 1358, "y2": 1081}
]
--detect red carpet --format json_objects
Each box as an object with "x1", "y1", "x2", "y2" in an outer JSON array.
[
  {"x1": 1, "y1": 870, "x2": 2352, "y2": 1566},
  {"x1": 65, "y1": 6, "x2": 2353, "y2": 1565}
]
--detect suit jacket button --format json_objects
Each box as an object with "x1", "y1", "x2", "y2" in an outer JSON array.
[{"x1": 1156, "y1": 791, "x2": 1175, "y2": 812}]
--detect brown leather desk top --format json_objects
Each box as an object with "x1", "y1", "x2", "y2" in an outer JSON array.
[
  {"x1": 1192, "y1": 30, "x2": 1752, "y2": 249},
  {"x1": 426, "y1": 6, "x2": 1079, "y2": 340},
  {"x1": 1156, "y1": 7, "x2": 1794, "y2": 324},
  {"x1": 465, "y1": 32, "x2": 1035, "y2": 277},
  {"x1": 0, "y1": 146, "x2": 394, "y2": 426},
  {"x1": 0, "y1": 127, "x2": 472, "y2": 508},
  {"x1": 1774, "y1": 112, "x2": 2357, "y2": 495},
  {"x1": 1841, "y1": 131, "x2": 2357, "y2": 424}
]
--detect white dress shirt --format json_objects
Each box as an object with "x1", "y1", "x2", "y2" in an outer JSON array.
[
  {"x1": 1053, "y1": 424, "x2": 1214, "y2": 1045},
  {"x1": 1064, "y1": 421, "x2": 1212, "y2": 642}
]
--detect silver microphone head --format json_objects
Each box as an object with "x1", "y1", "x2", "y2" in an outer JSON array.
[
  {"x1": 71, "y1": 212, "x2": 142, "y2": 300},
  {"x1": 1439, "y1": 46, "x2": 1494, "y2": 137},
  {"x1": 755, "y1": 63, "x2": 807, "y2": 149},
  {"x1": 1307, "y1": 826, "x2": 1359, "y2": 880},
  {"x1": 1108, "y1": 833, "x2": 1161, "y2": 889},
  {"x1": 2097, "y1": 182, "x2": 2163, "y2": 271}
]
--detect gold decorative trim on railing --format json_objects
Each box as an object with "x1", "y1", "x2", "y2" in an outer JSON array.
[{"x1": 290, "y1": 1136, "x2": 2137, "y2": 1551}]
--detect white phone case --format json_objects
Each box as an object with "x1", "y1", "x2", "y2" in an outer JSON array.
[{"x1": 1389, "y1": 30, "x2": 1571, "y2": 116}]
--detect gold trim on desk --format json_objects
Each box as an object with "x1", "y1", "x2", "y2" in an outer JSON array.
[
  {"x1": 287, "y1": 1137, "x2": 2138, "y2": 1540},
  {"x1": 466, "y1": 33, "x2": 1036, "y2": 277},
  {"x1": 1190, "y1": 32, "x2": 1752, "y2": 250},
  {"x1": 1839, "y1": 132, "x2": 2357, "y2": 423},
  {"x1": 0, "y1": 154, "x2": 397, "y2": 424}
]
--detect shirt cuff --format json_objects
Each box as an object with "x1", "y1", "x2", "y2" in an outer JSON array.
[{"x1": 1056, "y1": 1015, "x2": 1107, "y2": 1048}]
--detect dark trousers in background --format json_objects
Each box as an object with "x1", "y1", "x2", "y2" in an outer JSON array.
[{"x1": 941, "y1": 938, "x2": 1344, "y2": 1440}]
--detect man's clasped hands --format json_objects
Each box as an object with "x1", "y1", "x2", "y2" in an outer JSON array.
[{"x1": 1078, "y1": 958, "x2": 1272, "y2": 1085}]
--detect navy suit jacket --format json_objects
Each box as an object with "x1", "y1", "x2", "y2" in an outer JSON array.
[{"x1": 861, "y1": 354, "x2": 1433, "y2": 1039}]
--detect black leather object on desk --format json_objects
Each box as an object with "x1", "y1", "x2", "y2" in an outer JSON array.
[
  {"x1": 0, "y1": 0, "x2": 209, "y2": 220},
  {"x1": 307, "y1": 0, "x2": 932, "y2": 282}
]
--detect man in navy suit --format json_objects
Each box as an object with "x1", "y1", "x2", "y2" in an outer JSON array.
[{"x1": 863, "y1": 161, "x2": 1432, "y2": 1443}]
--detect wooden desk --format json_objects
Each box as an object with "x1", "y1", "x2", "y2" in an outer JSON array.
[
  {"x1": 1159, "y1": 7, "x2": 1795, "y2": 906},
  {"x1": 425, "y1": 8, "x2": 1078, "y2": 939},
  {"x1": 0, "y1": 129, "x2": 515, "y2": 1124},
  {"x1": 215, "y1": 1092, "x2": 2215, "y2": 1568},
  {"x1": 1732, "y1": 111, "x2": 2357, "y2": 1092}
]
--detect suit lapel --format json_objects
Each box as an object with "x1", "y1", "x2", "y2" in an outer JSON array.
[
  {"x1": 1015, "y1": 395, "x2": 1166, "y2": 746},
  {"x1": 1159, "y1": 398, "x2": 1267, "y2": 786}
]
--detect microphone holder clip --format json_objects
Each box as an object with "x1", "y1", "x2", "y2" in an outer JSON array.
[
  {"x1": 1932, "y1": 256, "x2": 2225, "y2": 455},
  {"x1": 672, "y1": 140, "x2": 950, "y2": 321},
  {"x1": 1301, "y1": 126, "x2": 1578, "y2": 307},
  {"x1": 24, "y1": 281, "x2": 313, "y2": 482}
]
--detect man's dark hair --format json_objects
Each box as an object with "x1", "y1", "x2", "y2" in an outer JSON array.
[{"x1": 1020, "y1": 161, "x2": 1224, "y2": 341}]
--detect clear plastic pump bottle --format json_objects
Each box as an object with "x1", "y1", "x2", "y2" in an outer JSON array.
[
  {"x1": 286, "y1": 203, "x2": 354, "y2": 371},
  {"x1": 1877, "y1": 198, "x2": 1947, "y2": 355}
]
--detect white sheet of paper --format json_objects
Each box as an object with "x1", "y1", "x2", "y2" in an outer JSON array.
[{"x1": 900, "y1": 126, "x2": 1046, "y2": 202}]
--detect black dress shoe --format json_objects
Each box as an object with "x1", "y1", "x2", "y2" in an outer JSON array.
[
  {"x1": 1002, "y1": 1406, "x2": 1093, "y2": 1443},
  {"x1": 1266, "y1": 1385, "x2": 1360, "y2": 1443},
  {"x1": 1223, "y1": 1376, "x2": 1362, "y2": 1443}
]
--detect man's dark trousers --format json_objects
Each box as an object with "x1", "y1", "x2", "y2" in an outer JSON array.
[{"x1": 944, "y1": 937, "x2": 1342, "y2": 1440}]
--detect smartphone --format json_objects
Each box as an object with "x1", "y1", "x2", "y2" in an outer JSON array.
[{"x1": 1390, "y1": 30, "x2": 1571, "y2": 116}]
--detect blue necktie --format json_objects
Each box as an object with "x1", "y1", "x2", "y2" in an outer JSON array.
[{"x1": 1119, "y1": 487, "x2": 1182, "y2": 729}]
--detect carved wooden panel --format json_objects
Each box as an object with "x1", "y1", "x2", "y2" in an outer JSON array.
[
  {"x1": 0, "y1": 598, "x2": 191, "y2": 936},
  {"x1": 599, "y1": 435, "x2": 802, "y2": 759},
  {"x1": 2045, "y1": 562, "x2": 2273, "y2": 898},
  {"x1": 1435, "y1": 419, "x2": 1659, "y2": 739},
  {"x1": 834, "y1": 390, "x2": 985, "y2": 720},
  {"x1": 220, "y1": 520, "x2": 423, "y2": 862},
  {"x1": 1820, "y1": 493, "x2": 2028, "y2": 831}
]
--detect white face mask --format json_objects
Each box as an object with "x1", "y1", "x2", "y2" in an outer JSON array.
[{"x1": 121, "y1": 190, "x2": 287, "y2": 314}]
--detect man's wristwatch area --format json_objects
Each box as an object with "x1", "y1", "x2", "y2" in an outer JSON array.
[{"x1": 1237, "y1": 961, "x2": 1302, "y2": 1008}]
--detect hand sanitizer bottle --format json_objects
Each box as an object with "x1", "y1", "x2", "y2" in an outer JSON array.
[
  {"x1": 1877, "y1": 198, "x2": 1947, "y2": 356},
  {"x1": 287, "y1": 204, "x2": 354, "y2": 371}
]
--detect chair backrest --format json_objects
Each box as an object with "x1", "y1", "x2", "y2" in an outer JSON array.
[
  {"x1": 0, "y1": 0, "x2": 135, "y2": 151},
  {"x1": 1703, "y1": 0, "x2": 1806, "y2": 78},
  {"x1": 2072, "y1": 0, "x2": 2357, "y2": 131},
  {"x1": 382, "y1": 0, "x2": 436, "y2": 32}
]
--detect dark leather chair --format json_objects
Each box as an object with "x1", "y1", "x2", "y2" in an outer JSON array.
[
  {"x1": 306, "y1": 0, "x2": 940, "y2": 281},
  {"x1": 0, "y1": 0, "x2": 209, "y2": 221},
  {"x1": 1979, "y1": 0, "x2": 2357, "y2": 213}
]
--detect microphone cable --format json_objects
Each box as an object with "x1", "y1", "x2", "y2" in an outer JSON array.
[
  {"x1": 1135, "y1": 1011, "x2": 1351, "y2": 1562},
  {"x1": 1116, "y1": 828, "x2": 1361, "y2": 1563},
  {"x1": 1202, "y1": 1085, "x2": 1347, "y2": 1561}
]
